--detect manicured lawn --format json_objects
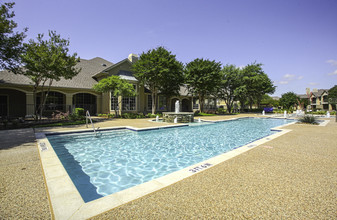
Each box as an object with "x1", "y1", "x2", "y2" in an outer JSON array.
[{"x1": 33, "y1": 120, "x2": 88, "y2": 128}]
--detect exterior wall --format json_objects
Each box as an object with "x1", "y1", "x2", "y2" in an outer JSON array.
[
  {"x1": 0, "y1": 88, "x2": 26, "y2": 117},
  {"x1": 106, "y1": 61, "x2": 133, "y2": 76},
  {"x1": 309, "y1": 91, "x2": 333, "y2": 111},
  {"x1": 0, "y1": 84, "x2": 102, "y2": 117}
]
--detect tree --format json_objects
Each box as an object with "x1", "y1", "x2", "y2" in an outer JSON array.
[
  {"x1": 279, "y1": 92, "x2": 299, "y2": 110},
  {"x1": 241, "y1": 63, "x2": 275, "y2": 109},
  {"x1": 20, "y1": 31, "x2": 80, "y2": 120},
  {"x1": 260, "y1": 94, "x2": 279, "y2": 107},
  {"x1": 132, "y1": 46, "x2": 184, "y2": 114},
  {"x1": 93, "y1": 75, "x2": 136, "y2": 116},
  {"x1": 298, "y1": 98, "x2": 309, "y2": 109},
  {"x1": 328, "y1": 85, "x2": 337, "y2": 101},
  {"x1": 185, "y1": 58, "x2": 222, "y2": 113},
  {"x1": 0, "y1": 2, "x2": 27, "y2": 71},
  {"x1": 219, "y1": 64, "x2": 241, "y2": 113}
]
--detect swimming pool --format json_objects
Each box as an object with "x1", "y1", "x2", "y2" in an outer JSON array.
[{"x1": 47, "y1": 117, "x2": 293, "y2": 202}]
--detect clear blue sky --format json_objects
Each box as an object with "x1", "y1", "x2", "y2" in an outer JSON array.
[{"x1": 10, "y1": 0, "x2": 337, "y2": 96}]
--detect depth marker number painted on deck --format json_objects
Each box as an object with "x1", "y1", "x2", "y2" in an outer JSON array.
[
  {"x1": 189, "y1": 163, "x2": 212, "y2": 173},
  {"x1": 39, "y1": 142, "x2": 48, "y2": 152}
]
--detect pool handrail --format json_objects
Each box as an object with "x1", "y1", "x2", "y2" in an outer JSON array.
[{"x1": 86, "y1": 110, "x2": 97, "y2": 136}]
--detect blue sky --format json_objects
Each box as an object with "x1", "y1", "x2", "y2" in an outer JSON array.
[{"x1": 10, "y1": 0, "x2": 337, "y2": 96}]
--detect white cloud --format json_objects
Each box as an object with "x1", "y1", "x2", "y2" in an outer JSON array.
[
  {"x1": 279, "y1": 74, "x2": 303, "y2": 83},
  {"x1": 326, "y1": 59, "x2": 337, "y2": 66},
  {"x1": 283, "y1": 74, "x2": 295, "y2": 80},
  {"x1": 328, "y1": 70, "x2": 337, "y2": 76},
  {"x1": 309, "y1": 82, "x2": 318, "y2": 86}
]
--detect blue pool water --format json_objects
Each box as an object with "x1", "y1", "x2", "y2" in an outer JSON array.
[{"x1": 47, "y1": 117, "x2": 293, "y2": 202}]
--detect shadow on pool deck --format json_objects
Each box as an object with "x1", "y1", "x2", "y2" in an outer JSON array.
[{"x1": 0, "y1": 115, "x2": 336, "y2": 219}]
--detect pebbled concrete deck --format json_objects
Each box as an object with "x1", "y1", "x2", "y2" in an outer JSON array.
[{"x1": 1, "y1": 115, "x2": 336, "y2": 219}]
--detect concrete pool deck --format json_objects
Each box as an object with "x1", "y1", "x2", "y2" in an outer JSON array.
[{"x1": 1, "y1": 114, "x2": 336, "y2": 219}]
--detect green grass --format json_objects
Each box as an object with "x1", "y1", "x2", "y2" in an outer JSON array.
[
  {"x1": 194, "y1": 112, "x2": 217, "y2": 116},
  {"x1": 33, "y1": 120, "x2": 88, "y2": 128}
]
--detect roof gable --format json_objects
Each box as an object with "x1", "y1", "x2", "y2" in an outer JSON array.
[{"x1": 0, "y1": 57, "x2": 114, "y2": 89}]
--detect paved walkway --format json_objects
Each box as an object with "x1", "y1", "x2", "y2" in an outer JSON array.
[{"x1": 1, "y1": 115, "x2": 336, "y2": 219}]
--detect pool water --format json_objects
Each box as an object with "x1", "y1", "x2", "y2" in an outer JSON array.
[{"x1": 47, "y1": 117, "x2": 293, "y2": 202}]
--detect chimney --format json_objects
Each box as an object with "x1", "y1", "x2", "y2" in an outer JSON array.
[
  {"x1": 306, "y1": 88, "x2": 310, "y2": 96},
  {"x1": 128, "y1": 53, "x2": 139, "y2": 63}
]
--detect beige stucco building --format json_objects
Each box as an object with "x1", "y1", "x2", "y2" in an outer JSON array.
[
  {"x1": 305, "y1": 88, "x2": 334, "y2": 111},
  {"x1": 0, "y1": 54, "x2": 199, "y2": 118}
]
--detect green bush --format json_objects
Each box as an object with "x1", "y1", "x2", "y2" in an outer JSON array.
[
  {"x1": 69, "y1": 113, "x2": 85, "y2": 121},
  {"x1": 122, "y1": 113, "x2": 145, "y2": 119},
  {"x1": 107, "y1": 113, "x2": 114, "y2": 118},
  {"x1": 195, "y1": 112, "x2": 216, "y2": 116},
  {"x1": 273, "y1": 109, "x2": 284, "y2": 114},
  {"x1": 74, "y1": 108, "x2": 85, "y2": 116},
  {"x1": 298, "y1": 115, "x2": 318, "y2": 125},
  {"x1": 311, "y1": 110, "x2": 326, "y2": 115},
  {"x1": 217, "y1": 108, "x2": 227, "y2": 114},
  {"x1": 146, "y1": 113, "x2": 156, "y2": 118}
]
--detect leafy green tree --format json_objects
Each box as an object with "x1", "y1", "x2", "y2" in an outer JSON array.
[
  {"x1": 298, "y1": 98, "x2": 309, "y2": 109},
  {"x1": 279, "y1": 92, "x2": 299, "y2": 110},
  {"x1": 328, "y1": 85, "x2": 337, "y2": 101},
  {"x1": 0, "y1": 2, "x2": 27, "y2": 71},
  {"x1": 260, "y1": 94, "x2": 279, "y2": 107},
  {"x1": 132, "y1": 47, "x2": 184, "y2": 114},
  {"x1": 20, "y1": 31, "x2": 80, "y2": 120},
  {"x1": 185, "y1": 58, "x2": 222, "y2": 112},
  {"x1": 234, "y1": 83, "x2": 248, "y2": 111},
  {"x1": 219, "y1": 64, "x2": 241, "y2": 113},
  {"x1": 93, "y1": 75, "x2": 136, "y2": 116},
  {"x1": 241, "y1": 63, "x2": 275, "y2": 109}
]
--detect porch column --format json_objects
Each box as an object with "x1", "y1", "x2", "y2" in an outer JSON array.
[
  {"x1": 118, "y1": 95, "x2": 122, "y2": 115},
  {"x1": 96, "y1": 94, "x2": 102, "y2": 114},
  {"x1": 26, "y1": 92, "x2": 34, "y2": 116},
  {"x1": 65, "y1": 94, "x2": 73, "y2": 113}
]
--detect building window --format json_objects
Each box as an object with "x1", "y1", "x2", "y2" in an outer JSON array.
[
  {"x1": 122, "y1": 97, "x2": 135, "y2": 110},
  {"x1": 122, "y1": 85, "x2": 136, "y2": 111},
  {"x1": 37, "y1": 91, "x2": 65, "y2": 111},
  {"x1": 312, "y1": 98, "x2": 316, "y2": 104},
  {"x1": 73, "y1": 93, "x2": 97, "y2": 114},
  {"x1": 111, "y1": 95, "x2": 118, "y2": 110},
  {"x1": 147, "y1": 95, "x2": 152, "y2": 111},
  {"x1": 158, "y1": 96, "x2": 166, "y2": 111}
]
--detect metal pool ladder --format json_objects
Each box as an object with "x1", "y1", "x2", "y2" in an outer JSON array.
[{"x1": 86, "y1": 110, "x2": 97, "y2": 136}]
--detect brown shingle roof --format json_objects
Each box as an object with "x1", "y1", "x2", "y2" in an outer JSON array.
[
  {"x1": 312, "y1": 89, "x2": 327, "y2": 97},
  {"x1": 0, "y1": 57, "x2": 113, "y2": 89}
]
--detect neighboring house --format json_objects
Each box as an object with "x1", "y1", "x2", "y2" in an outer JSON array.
[
  {"x1": 306, "y1": 88, "x2": 334, "y2": 111},
  {"x1": 0, "y1": 54, "x2": 200, "y2": 118}
]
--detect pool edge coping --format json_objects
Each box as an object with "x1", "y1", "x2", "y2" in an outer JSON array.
[{"x1": 36, "y1": 118, "x2": 299, "y2": 220}]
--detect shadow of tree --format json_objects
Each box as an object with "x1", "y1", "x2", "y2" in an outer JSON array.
[{"x1": 0, "y1": 128, "x2": 36, "y2": 150}]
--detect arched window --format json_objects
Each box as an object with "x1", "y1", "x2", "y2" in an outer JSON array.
[
  {"x1": 73, "y1": 93, "x2": 97, "y2": 114},
  {"x1": 36, "y1": 91, "x2": 65, "y2": 111}
]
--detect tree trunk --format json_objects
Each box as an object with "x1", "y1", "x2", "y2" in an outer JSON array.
[
  {"x1": 199, "y1": 94, "x2": 204, "y2": 113},
  {"x1": 33, "y1": 84, "x2": 38, "y2": 121},
  {"x1": 39, "y1": 79, "x2": 53, "y2": 120},
  {"x1": 226, "y1": 102, "x2": 232, "y2": 114}
]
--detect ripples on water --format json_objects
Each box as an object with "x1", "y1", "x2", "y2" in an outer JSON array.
[{"x1": 47, "y1": 117, "x2": 292, "y2": 202}]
